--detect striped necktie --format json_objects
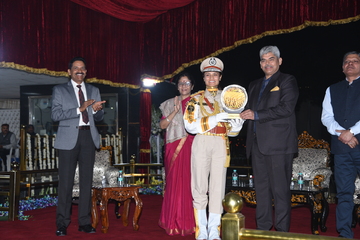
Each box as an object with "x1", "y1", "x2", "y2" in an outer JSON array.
[{"x1": 77, "y1": 85, "x2": 89, "y2": 124}]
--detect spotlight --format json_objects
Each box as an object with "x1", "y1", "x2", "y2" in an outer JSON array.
[{"x1": 142, "y1": 78, "x2": 157, "y2": 87}]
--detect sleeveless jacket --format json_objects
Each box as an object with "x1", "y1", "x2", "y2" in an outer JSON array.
[{"x1": 330, "y1": 78, "x2": 360, "y2": 154}]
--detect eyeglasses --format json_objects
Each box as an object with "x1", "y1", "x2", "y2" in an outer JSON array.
[
  {"x1": 344, "y1": 60, "x2": 360, "y2": 65},
  {"x1": 178, "y1": 82, "x2": 191, "y2": 87}
]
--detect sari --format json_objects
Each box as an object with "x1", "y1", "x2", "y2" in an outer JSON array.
[{"x1": 158, "y1": 96, "x2": 195, "y2": 236}]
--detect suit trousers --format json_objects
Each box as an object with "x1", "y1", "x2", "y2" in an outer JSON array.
[
  {"x1": 251, "y1": 136, "x2": 293, "y2": 232},
  {"x1": 0, "y1": 148, "x2": 10, "y2": 171},
  {"x1": 191, "y1": 135, "x2": 227, "y2": 214},
  {"x1": 334, "y1": 151, "x2": 360, "y2": 239},
  {"x1": 56, "y1": 130, "x2": 96, "y2": 228}
]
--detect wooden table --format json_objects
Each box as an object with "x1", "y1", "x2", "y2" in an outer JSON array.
[
  {"x1": 91, "y1": 186, "x2": 143, "y2": 233},
  {"x1": 230, "y1": 183, "x2": 329, "y2": 235}
]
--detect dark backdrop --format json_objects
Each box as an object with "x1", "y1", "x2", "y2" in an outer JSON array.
[
  {"x1": 20, "y1": 84, "x2": 141, "y2": 162},
  {"x1": 151, "y1": 19, "x2": 360, "y2": 143}
]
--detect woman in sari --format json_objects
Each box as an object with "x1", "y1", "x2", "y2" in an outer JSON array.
[{"x1": 158, "y1": 72, "x2": 196, "y2": 236}]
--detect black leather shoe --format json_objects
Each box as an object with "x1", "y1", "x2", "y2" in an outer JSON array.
[
  {"x1": 56, "y1": 226, "x2": 67, "y2": 236},
  {"x1": 78, "y1": 224, "x2": 96, "y2": 233}
]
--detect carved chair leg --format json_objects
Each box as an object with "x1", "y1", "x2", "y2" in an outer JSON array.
[{"x1": 352, "y1": 204, "x2": 360, "y2": 228}]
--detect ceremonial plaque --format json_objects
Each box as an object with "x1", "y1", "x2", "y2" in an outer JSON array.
[{"x1": 221, "y1": 84, "x2": 248, "y2": 119}]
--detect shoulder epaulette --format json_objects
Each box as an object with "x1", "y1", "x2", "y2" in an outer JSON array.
[{"x1": 191, "y1": 90, "x2": 204, "y2": 97}]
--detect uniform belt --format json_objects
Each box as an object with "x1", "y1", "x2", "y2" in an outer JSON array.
[
  {"x1": 199, "y1": 132, "x2": 227, "y2": 136},
  {"x1": 208, "y1": 126, "x2": 227, "y2": 134},
  {"x1": 78, "y1": 126, "x2": 90, "y2": 130},
  {"x1": 199, "y1": 126, "x2": 227, "y2": 136}
]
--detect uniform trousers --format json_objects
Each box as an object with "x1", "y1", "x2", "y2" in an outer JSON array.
[
  {"x1": 56, "y1": 130, "x2": 96, "y2": 228},
  {"x1": 251, "y1": 136, "x2": 293, "y2": 232},
  {"x1": 191, "y1": 134, "x2": 227, "y2": 214},
  {"x1": 334, "y1": 151, "x2": 360, "y2": 239}
]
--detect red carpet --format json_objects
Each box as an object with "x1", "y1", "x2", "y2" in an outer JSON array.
[{"x1": 1, "y1": 195, "x2": 360, "y2": 239}]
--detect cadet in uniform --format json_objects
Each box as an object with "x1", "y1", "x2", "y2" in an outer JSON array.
[{"x1": 184, "y1": 57, "x2": 244, "y2": 240}]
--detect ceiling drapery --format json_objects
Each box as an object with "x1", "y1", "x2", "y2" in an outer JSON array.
[
  {"x1": 69, "y1": 0, "x2": 196, "y2": 22},
  {"x1": 0, "y1": 0, "x2": 359, "y2": 87}
]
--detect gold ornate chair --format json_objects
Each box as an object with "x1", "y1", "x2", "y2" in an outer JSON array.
[{"x1": 292, "y1": 131, "x2": 332, "y2": 190}]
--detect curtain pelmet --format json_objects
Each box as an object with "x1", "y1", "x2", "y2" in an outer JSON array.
[{"x1": 0, "y1": 0, "x2": 359, "y2": 86}]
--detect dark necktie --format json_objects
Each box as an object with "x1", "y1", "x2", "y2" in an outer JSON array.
[
  {"x1": 258, "y1": 78, "x2": 270, "y2": 102},
  {"x1": 77, "y1": 85, "x2": 89, "y2": 124},
  {"x1": 254, "y1": 78, "x2": 271, "y2": 132}
]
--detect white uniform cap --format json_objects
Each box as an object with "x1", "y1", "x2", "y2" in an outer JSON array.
[{"x1": 200, "y1": 57, "x2": 224, "y2": 72}]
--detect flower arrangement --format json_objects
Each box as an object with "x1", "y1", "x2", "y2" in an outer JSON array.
[
  {"x1": 0, "y1": 184, "x2": 163, "y2": 221},
  {"x1": 0, "y1": 195, "x2": 58, "y2": 220},
  {"x1": 140, "y1": 185, "x2": 163, "y2": 195}
]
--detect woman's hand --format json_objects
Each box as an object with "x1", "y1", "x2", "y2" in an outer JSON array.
[{"x1": 174, "y1": 96, "x2": 181, "y2": 113}]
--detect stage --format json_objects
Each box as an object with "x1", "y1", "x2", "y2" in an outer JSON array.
[{"x1": 1, "y1": 194, "x2": 359, "y2": 239}]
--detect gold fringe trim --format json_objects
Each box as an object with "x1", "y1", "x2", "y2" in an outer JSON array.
[
  {"x1": 158, "y1": 15, "x2": 360, "y2": 81},
  {"x1": 87, "y1": 77, "x2": 140, "y2": 89},
  {"x1": 2, "y1": 16, "x2": 359, "y2": 86},
  {"x1": 0, "y1": 61, "x2": 68, "y2": 77},
  {"x1": 140, "y1": 149, "x2": 150, "y2": 153},
  {"x1": 140, "y1": 73, "x2": 163, "y2": 83},
  {"x1": 0, "y1": 61, "x2": 140, "y2": 89},
  {"x1": 141, "y1": 88, "x2": 151, "y2": 93}
]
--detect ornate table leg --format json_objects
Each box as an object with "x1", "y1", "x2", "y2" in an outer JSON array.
[
  {"x1": 122, "y1": 199, "x2": 131, "y2": 226},
  {"x1": 132, "y1": 191, "x2": 143, "y2": 230},
  {"x1": 91, "y1": 188, "x2": 99, "y2": 228},
  {"x1": 100, "y1": 194, "x2": 110, "y2": 233},
  {"x1": 115, "y1": 202, "x2": 121, "y2": 219}
]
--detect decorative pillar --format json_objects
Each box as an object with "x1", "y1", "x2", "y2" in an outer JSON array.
[{"x1": 222, "y1": 192, "x2": 245, "y2": 240}]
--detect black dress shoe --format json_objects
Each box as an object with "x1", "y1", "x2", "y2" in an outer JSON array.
[
  {"x1": 56, "y1": 226, "x2": 67, "y2": 236},
  {"x1": 78, "y1": 224, "x2": 96, "y2": 233}
]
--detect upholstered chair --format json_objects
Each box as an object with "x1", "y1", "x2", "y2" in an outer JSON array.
[
  {"x1": 73, "y1": 146, "x2": 118, "y2": 198},
  {"x1": 291, "y1": 131, "x2": 332, "y2": 190}
]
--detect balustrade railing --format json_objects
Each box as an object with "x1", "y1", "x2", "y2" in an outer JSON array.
[
  {"x1": 23, "y1": 129, "x2": 123, "y2": 171},
  {"x1": 16, "y1": 126, "x2": 123, "y2": 198}
]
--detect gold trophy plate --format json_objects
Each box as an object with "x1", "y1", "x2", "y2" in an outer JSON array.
[{"x1": 221, "y1": 84, "x2": 248, "y2": 119}]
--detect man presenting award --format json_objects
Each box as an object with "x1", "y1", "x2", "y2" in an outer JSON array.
[{"x1": 240, "y1": 46, "x2": 299, "y2": 232}]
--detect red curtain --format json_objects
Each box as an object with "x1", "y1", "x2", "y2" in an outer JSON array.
[
  {"x1": 69, "y1": 0, "x2": 195, "y2": 22},
  {"x1": 0, "y1": 0, "x2": 359, "y2": 165},
  {"x1": 1, "y1": 0, "x2": 359, "y2": 86}
]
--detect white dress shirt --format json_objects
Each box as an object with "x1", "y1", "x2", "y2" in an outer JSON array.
[
  {"x1": 71, "y1": 80, "x2": 90, "y2": 126},
  {"x1": 321, "y1": 79, "x2": 360, "y2": 136}
]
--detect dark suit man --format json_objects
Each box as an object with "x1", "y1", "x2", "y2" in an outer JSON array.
[
  {"x1": 240, "y1": 46, "x2": 298, "y2": 232},
  {"x1": 52, "y1": 57, "x2": 105, "y2": 236}
]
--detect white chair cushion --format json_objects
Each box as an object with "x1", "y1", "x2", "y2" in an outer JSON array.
[{"x1": 292, "y1": 148, "x2": 328, "y2": 180}]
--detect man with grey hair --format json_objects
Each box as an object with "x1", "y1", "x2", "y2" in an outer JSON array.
[
  {"x1": 322, "y1": 51, "x2": 360, "y2": 238},
  {"x1": 240, "y1": 46, "x2": 299, "y2": 232}
]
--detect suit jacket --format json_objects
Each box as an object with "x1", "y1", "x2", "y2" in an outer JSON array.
[
  {"x1": 245, "y1": 71, "x2": 299, "y2": 158},
  {"x1": 51, "y1": 81, "x2": 104, "y2": 150}
]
